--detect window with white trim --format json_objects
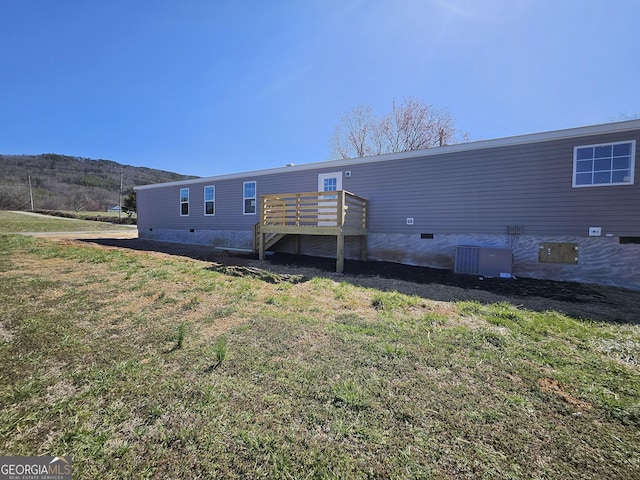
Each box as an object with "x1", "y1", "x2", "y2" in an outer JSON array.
[
  {"x1": 573, "y1": 140, "x2": 635, "y2": 187},
  {"x1": 204, "y1": 185, "x2": 215, "y2": 215},
  {"x1": 243, "y1": 181, "x2": 256, "y2": 214},
  {"x1": 323, "y1": 177, "x2": 338, "y2": 199},
  {"x1": 180, "y1": 188, "x2": 189, "y2": 216}
]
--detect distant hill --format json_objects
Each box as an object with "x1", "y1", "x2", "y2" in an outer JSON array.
[{"x1": 0, "y1": 153, "x2": 197, "y2": 211}]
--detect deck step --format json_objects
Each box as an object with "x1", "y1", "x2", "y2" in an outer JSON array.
[
  {"x1": 253, "y1": 223, "x2": 287, "y2": 253},
  {"x1": 215, "y1": 246, "x2": 254, "y2": 253},
  {"x1": 263, "y1": 233, "x2": 286, "y2": 250}
]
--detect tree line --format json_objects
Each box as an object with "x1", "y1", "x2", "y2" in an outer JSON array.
[{"x1": 0, "y1": 154, "x2": 195, "y2": 212}]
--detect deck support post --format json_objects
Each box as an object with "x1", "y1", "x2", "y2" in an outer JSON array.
[
  {"x1": 258, "y1": 231, "x2": 265, "y2": 261},
  {"x1": 360, "y1": 235, "x2": 367, "y2": 261},
  {"x1": 293, "y1": 235, "x2": 300, "y2": 255},
  {"x1": 336, "y1": 234, "x2": 345, "y2": 273}
]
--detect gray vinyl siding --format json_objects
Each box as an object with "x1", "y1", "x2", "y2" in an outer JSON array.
[
  {"x1": 138, "y1": 171, "x2": 317, "y2": 231},
  {"x1": 342, "y1": 130, "x2": 640, "y2": 237},
  {"x1": 137, "y1": 128, "x2": 640, "y2": 237}
]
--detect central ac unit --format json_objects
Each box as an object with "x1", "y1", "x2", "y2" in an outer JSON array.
[{"x1": 454, "y1": 246, "x2": 512, "y2": 278}]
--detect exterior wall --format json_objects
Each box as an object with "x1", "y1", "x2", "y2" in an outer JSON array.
[
  {"x1": 269, "y1": 233, "x2": 640, "y2": 290},
  {"x1": 365, "y1": 233, "x2": 640, "y2": 290},
  {"x1": 137, "y1": 170, "x2": 320, "y2": 233},
  {"x1": 136, "y1": 122, "x2": 640, "y2": 290},
  {"x1": 341, "y1": 130, "x2": 640, "y2": 237},
  {"x1": 138, "y1": 228, "x2": 253, "y2": 250}
]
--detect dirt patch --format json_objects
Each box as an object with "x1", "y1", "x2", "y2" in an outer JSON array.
[
  {"x1": 538, "y1": 378, "x2": 593, "y2": 411},
  {"x1": 207, "y1": 265, "x2": 305, "y2": 284},
  {"x1": 79, "y1": 238, "x2": 639, "y2": 324}
]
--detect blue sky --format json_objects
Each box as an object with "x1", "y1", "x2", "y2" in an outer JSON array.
[{"x1": 2, "y1": 0, "x2": 638, "y2": 177}]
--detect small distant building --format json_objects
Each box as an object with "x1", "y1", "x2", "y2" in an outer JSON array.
[{"x1": 107, "y1": 205, "x2": 121, "y2": 212}]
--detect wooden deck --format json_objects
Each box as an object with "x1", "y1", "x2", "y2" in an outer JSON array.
[{"x1": 255, "y1": 190, "x2": 367, "y2": 272}]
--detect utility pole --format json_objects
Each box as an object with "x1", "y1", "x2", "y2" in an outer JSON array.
[
  {"x1": 28, "y1": 175, "x2": 34, "y2": 211},
  {"x1": 118, "y1": 169, "x2": 123, "y2": 220}
]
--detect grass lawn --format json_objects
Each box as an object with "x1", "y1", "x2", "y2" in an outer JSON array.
[
  {"x1": 0, "y1": 211, "x2": 135, "y2": 233},
  {"x1": 0, "y1": 226, "x2": 639, "y2": 478}
]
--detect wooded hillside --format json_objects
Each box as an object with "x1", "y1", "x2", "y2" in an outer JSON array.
[{"x1": 0, "y1": 154, "x2": 196, "y2": 211}]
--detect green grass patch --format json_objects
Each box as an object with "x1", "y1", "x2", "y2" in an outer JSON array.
[{"x1": 0, "y1": 211, "x2": 134, "y2": 233}]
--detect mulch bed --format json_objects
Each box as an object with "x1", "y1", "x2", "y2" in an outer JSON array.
[{"x1": 267, "y1": 253, "x2": 607, "y2": 303}]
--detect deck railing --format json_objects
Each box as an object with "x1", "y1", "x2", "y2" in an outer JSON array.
[{"x1": 260, "y1": 190, "x2": 367, "y2": 231}]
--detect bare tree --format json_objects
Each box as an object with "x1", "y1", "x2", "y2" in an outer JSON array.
[
  {"x1": 331, "y1": 97, "x2": 469, "y2": 159},
  {"x1": 331, "y1": 104, "x2": 379, "y2": 158},
  {"x1": 0, "y1": 184, "x2": 30, "y2": 210},
  {"x1": 70, "y1": 192, "x2": 87, "y2": 212}
]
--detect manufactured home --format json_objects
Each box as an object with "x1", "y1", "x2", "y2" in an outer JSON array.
[{"x1": 135, "y1": 120, "x2": 640, "y2": 290}]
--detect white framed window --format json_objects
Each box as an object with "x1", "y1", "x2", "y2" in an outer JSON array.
[
  {"x1": 573, "y1": 140, "x2": 635, "y2": 187},
  {"x1": 243, "y1": 181, "x2": 256, "y2": 215},
  {"x1": 204, "y1": 185, "x2": 215, "y2": 216},
  {"x1": 318, "y1": 172, "x2": 342, "y2": 200},
  {"x1": 180, "y1": 188, "x2": 189, "y2": 216}
]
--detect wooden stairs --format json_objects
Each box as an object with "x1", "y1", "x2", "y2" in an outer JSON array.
[{"x1": 253, "y1": 224, "x2": 286, "y2": 252}]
